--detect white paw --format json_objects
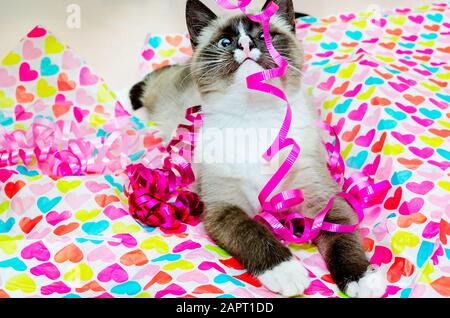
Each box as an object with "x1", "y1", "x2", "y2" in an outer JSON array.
[
  {"x1": 345, "y1": 266, "x2": 387, "y2": 298},
  {"x1": 258, "y1": 258, "x2": 310, "y2": 297}
]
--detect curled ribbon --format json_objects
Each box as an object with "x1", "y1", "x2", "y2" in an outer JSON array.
[
  {"x1": 216, "y1": 0, "x2": 392, "y2": 243},
  {"x1": 124, "y1": 106, "x2": 204, "y2": 230}
]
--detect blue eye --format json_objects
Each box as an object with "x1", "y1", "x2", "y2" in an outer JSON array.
[{"x1": 218, "y1": 37, "x2": 232, "y2": 48}]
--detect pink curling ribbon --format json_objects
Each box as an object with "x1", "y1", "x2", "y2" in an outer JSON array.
[
  {"x1": 216, "y1": 0, "x2": 392, "y2": 243},
  {"x1": 124, "y1": 106, "x2": 204, "y2": 230},
  {"x1": 0, "y1": 116, "x2": 140, "y2": 176}
]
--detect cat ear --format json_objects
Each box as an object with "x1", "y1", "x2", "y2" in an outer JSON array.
[
  {"x1": 186, "y1": 0, "x2": 217, "y2": 47},
  {"x1": 262, "y1": 0, "x2": 296, "y2": 32}
]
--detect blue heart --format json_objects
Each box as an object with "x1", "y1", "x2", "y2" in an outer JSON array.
[
  {"x1": 419, "y1": 108, "x2": 441, "y2": 120},
  {"x1": 82, "y1": 220, "x2": 110, "y2": 236},
  {"x1": 346, "y1": 151, "x2": 368, "y2": 170},
  {"x1": 398, "y1": 42, "x2": 415, "y2": 49},
  {"x1": 148, "y1": 36, "x2": 162, "y2": 49},
  {"x1": 391, "y1": 170, "x2": 412, "y2": 185},
  {"x1": 365, "y1": 77, "x2": 384, "y2": 85},
  {"x1": 0, "y1": 111, "x2": 13, "y2": 127},
  {"x1": 320, "y1": 42, "x2": 338, "y2": 51},
  {"x1": 214, "y1": 274, "x2": 245, "y2": 287},
  {"x1": 417, "y1": 241, "x2": 434, "y2": 268},
  {"x1": 400, "y1": 288, "x2": 412, "y2": 298},
  {"x1": 436, "y1": 93, "x2": 450, "y2": 103},
  {"x1": 335, "y1": 99, "x2": 352, "y2": 114},
  {"x1": 37, "y1": 196, "x2": 62, "y2": 213},
  {"x1": 384, "y1": 67, "x2": 401, "y2": 75},
  {"x1": 312, "y1": 59, "x2": 330, "y2": 66},
  {"x1": 345, "y1": 30, "x2": 362, "y2": 41},
  {"x1": 427, "y1": 13, "x2": 443, "y2": 23},
  {"x1": 385, "y1": 108, "x2": 406, "y2": 121},
  {"x1": 437, "y1": 149, "x2": 450, "y2": 161},
  {"x1": 301, "y1": 16, "x2": 318, "y2": 23},
  {"x1": 111, "y1": 281, "x2": 142, "y2": 296},
  {"x1": 76, "y1": 238, "x2": 103, "y2": 244},
  {"x1": 377, "y1": 119, "x2": 397, "y2": 131},
  {"x1": 63, "y1": 294, "x2": 82, "y2": 298},
  {"x1": 131, "y1": 116, "x2": 145, "y2": 130},
  {"x1": 420, "y1": 33, "x2": 438, "y2": 40},
  {"x1": 445, "y1": 248, "x2": 450, "y2": 260},
  {"x1": 0, "y1": 218, "x2": 15, "y2": 233},
  {"x1": 324, "y1": 64, "x2": 340, "y2": 74},
  {"x1": 96, "y1": 129, "x2": 107, "y2": 137},
  {"x1": 421, "y1": 64, "x2": 439, "y2": 73},
  {"x1": 40, "y1": 57, "x2": 59, "y2": 76},
  {"x1": 152, "y1": 254, "x2": 181, "y2": 262},
  {"x1": 129, "y1": 150, "x2": 145, "y2": 162},
  {"x1": 104, "y1": 176, "x2": 123, "y2": 192},
  {"x1": 16, "y1": 166, "x2": 39, "y2": 177},
  {"x1": 217, "y1": 294, "x2": 236, "y2": 298},
  {"x1": 0, "y1": 257, "x2": 27, "y2": 271}
]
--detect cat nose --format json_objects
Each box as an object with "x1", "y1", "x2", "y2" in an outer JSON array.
[{"x1": 238, "y1": 39, "x2": 255, "y2": 54}]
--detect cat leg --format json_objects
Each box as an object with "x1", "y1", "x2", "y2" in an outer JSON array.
[
  {"x1": 313, "y1": 197, "x2": 386, "y2": 298},
  {"x1": 203, "y1": 202, "x2": 310, "y2": 297}
]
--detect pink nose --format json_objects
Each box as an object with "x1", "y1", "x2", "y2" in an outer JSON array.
[{"x1": 238, "y1": 39, "x2": 255, "y2": 57}]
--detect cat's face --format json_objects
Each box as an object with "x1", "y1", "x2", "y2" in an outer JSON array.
[{"x1": 186, "y1": 0, "x2": 303, "y2": 96}]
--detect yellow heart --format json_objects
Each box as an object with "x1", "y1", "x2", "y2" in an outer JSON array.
[
  {"x1": 351, "y1": 20, "x2": 367, "y2": 29},
  {"x1": 140, "y1": 236, "x2": 169, "y2": 254},
  {"x1": 356, "y1": 86, "x2": 375, "y2": 100},
  {"x1": 75, "y1": 209, "x2": 101, "y2": 222},
  {"x1": 339, "y1": 48, "x2": 355, "y2": 54},
  {"x1": 112, "y1": 222, "x2": 141, "y2": 234},
  {"x1": 56, "y1": 180, "x2": 82, "y2": 193},
  {"x1": 0, "y1": 201, "x2": 9, "y2": 215},
  {"x1": 45, "y1": 36, "x2": 64, "y2": 54},
  {"x1": 417, "y1": 5, "x2": 430, "y2": 10},
  {"x1": 438, "y1": 120, "x2": 450, "y2": 129},
  {"x1": 341, "y1": 143, "x2": 353, "y2": 160},
  {"x1": 0, "y1": 235, "x2": 22, "y2": 254},
  {"x1": 136, "y1": 292, "x2": 152, "y2": 298},
  {"x1": 391, "y1": 231, "x2": 420, "y2": 254},
  {"x1": 88, "y1": 114, "x2": 107, "y2": 127},
  {"x1": 2, "y1": 51, "x2": 21, "y2": 66},
  {"x1": 437, "y1": 72, "x2": 450, "y2": 80},
  {"x1": 288, "y1": 243, "x2": 317, "y2": 252},
  {"x1": 389, "y1": 16, "x2": 406, "y2": 25},
  {"x1": 376, "y1": 55, "x2": 395, "y2": 63},
  {"x1": 323, "y1": 96, "x2": 340, "y2": 110},
  {"x1": 37, "y1": 79, "x2": 56, "y2": 98},
  {"x1": 63, "y1": 263, "x2": 93, "y2": 282},
  {"x1": 420, "y1": 82, "x2": 439, "y2": 92},
  {"x1": 438, "y1": 181, "x2": 450, "y2": 192},
  {"x1": 205, "y1": 244, "x2": 230, "y2": 257},
  {"x1": 383, "y1": 144, "x2": 404, "y2": 156},
  {"x1": 419, "y1": 136, "x2": 443, "y2": 147},
  {"x1": 5, "y1": 274, "x2": 36, "y2": 293},
  {"x1": 417, "y1": 41, "x2": 435, "y2": 48},
  {"x1": 419, "y1": 262, "x2": 434, "y2": 284},
  {"x1": 158, "y1": 48, "x2": 176, "y2": 57},
  {"x1": 338, "y1": 63, "x2": 356, "y2": 79},
  {"x1": 0, "y1": 90, "x2": 15, "y2": 108},
  {"x1": 163, "y1": 260, "x2": 194, "y2": 271},
  {"x1": 306, "y1": 34, "x2": 323, "y2": 42},
  {"x1": 97, "y1": 84, "x2": 116, "y2": 103}
]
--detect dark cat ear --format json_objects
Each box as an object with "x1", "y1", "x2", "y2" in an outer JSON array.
[
  {"x1": 262, "y1": 0, "x2": 296, "y2": 32},
  {"x1": 186, "y1": 0, "x2": 217, "y2": 47}
]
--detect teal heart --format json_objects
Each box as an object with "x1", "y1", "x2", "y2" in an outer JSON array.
[
  {"x1": 111, "y1": 281, "x2": 141, "y2": 296},
  {"x1": 436, "y1": 93, "x2": 450, "y2": 103},
  {"x1": 421, "y1": 64, "x2": 439, "y2": 73},
  {"x1": 391, "y1": 170, "x2": 412, "y2": 185},
  {"x1": 131, "y1": 116, "x2": 145, "y2": 130},
  {"x1": 312, "y1": 59, "x2": 330, "y2": 66},
  {"x1": 398, "y1": 42, "x2": 415, "y2": 49},
  {"x1": 346, "y1": 151, "x2": 368, "y2": 170},
  {"x1": 420, "y1": 33, "x2": 438, "y2": 40},
  {"x1": 320, "y1": 42, "x2": 338, "y2": 50},
  {"x1": 152, "y1": 254, "x2": 181, "y2": 262},
  {"x1": 129, "y1": 150, "x2": 145, "y2": 162},
  {"x1": 148, "y1": 36, "x2": 162, "y2": 49},
  {"x1": 377, "y1": 119, "x2": 397, "y2": 131},
  {"x1": 401, "y1": 289, "x2": 412, "y2": 298},
  {"x1": 214, "y1": 274, "x2": 245, "y2": 287},
  {"x1": 324, "y1": 64, "x2": 340, "y2": 74},
  {"x1": 345, "y1": 30, "x2": 362, "y2": 41},
  {"x1": 384, "y1": 67, "x2": 400, "y2": 75},
  {"x1": 365, "y1": 77, "x2": 384, "y2": 85},
  {"x1": 419, "y1": 108, "x2": 441, "y2": 120},
  {"x1": 335, "y1": 99, "x2": 353, "y2": 114},
  {"x1": 16, "y1": 165, "x2": 39, "y2": 177},
  {"x1": 104, "y1": 175, "x2": 123, "y2": 192},
  {"x1": 63, "y1": 294, "x2": 82, "y2": 298},
  {"x1": 446, "y1": 249, "x2": 450, "y2": 260},
  {"x1": 437, "y1": 149, "x2": 450, "y2": 161},
  {"x1": 37, "y1": 196, "x2": 62, "y2": 213},
  {"x1": 96, "y1": 129, "x2": 107, "y2": 137},
  {"x1": 427, "y1": 13, "x2": 443, "y2": 23},
  {"x1": 301, "y1": 16, "x2": 318, "y2": 23},
  {"x1": 0, "y1": 218, "x2": 15, "y2": 233},
  {"x1": 0, "y1": 257, "x2": 27, "y2": 271},
  {"x1": 387, "y1": 213, "x2": 397, "y2": 219},
  {"x1": 0, "y1": 111, "x2": 13, "y2": 126},
  {"x1": 76, "y1": 238, "x2": 103, "y2": 244},
  {"x1": 417, "y1": 241, "x2": 434, "y2": 268},
  {"x1": 81, "y1": 220, "x2": 110, "y2": 236},
  {"x1": 385, "y1": 108, "x2": 406, "y2": 120},
  {"x1": 40, "y1": 57, "x2": 59, "y2": 76}
]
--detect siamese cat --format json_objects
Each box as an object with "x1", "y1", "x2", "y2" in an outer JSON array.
[{"x1": 130, "y1": 0, "x2": 386, "y2": 298}]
